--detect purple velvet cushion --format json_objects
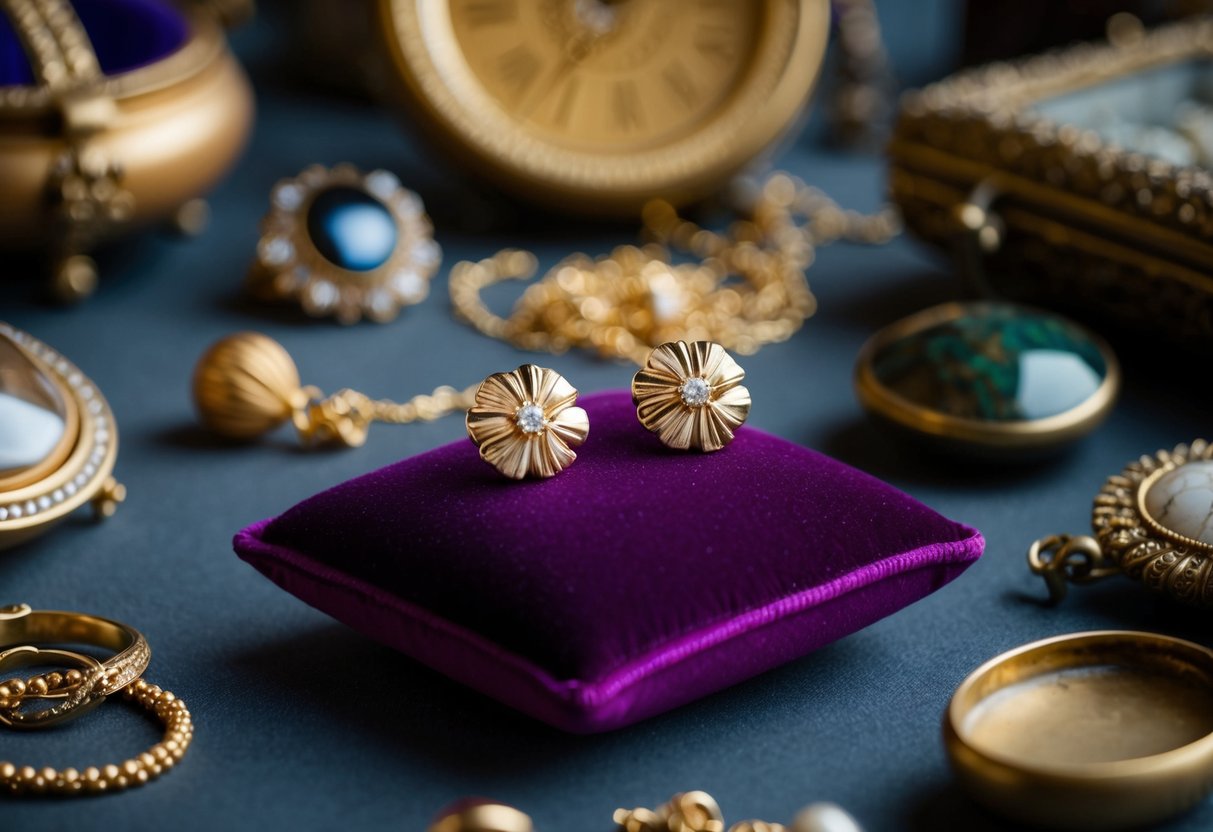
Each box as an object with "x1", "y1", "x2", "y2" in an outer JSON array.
[
  {"x1": 234, "y1": 390, "x2": 983, "y2": 733},
  {"x1": 0, "y1": 0, "x2": 187, "y2": 87}
]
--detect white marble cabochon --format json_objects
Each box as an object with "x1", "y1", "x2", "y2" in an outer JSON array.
[{"x1": 1144, "y1": 460, "x2": 1213, "y2": 546}]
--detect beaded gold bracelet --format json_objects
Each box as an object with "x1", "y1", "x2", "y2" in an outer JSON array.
[{"x1": 0, "y1": 674, "x2": 193, "y2": 797}]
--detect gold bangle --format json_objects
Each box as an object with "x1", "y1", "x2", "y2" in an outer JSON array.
[
  {"x1": 0, "y1": 675, "x2": 193, "y2": 797},
  {"x1": 0, "y1": 605, "x2": 150, "y2": 728}
]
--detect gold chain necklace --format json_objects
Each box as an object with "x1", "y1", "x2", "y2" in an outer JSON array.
[
  {"x1": 194, "y1": 174, "x2": 899, "y2": 447},
  {"x1": 451, "y1": 173, "x2": 900, "y2": 365}
]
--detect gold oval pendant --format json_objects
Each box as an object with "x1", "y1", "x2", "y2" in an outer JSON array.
[
  {"x1": 1029, "y1": 440, "x2": 1213, "y2": 606},
  {"x1": 0, "y1": 324, "x2": 122, "y2": 550}
]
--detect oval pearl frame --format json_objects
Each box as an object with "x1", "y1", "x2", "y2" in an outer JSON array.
[{"x1": 0, "y1": 324, "x2": 120, "y2": 550}]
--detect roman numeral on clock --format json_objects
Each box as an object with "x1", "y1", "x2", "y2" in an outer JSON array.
[
  {"x1": 498, "y1": 45, "x2": 541, "y2": 99},
  {"x1": 662, "y1": 60, "x2": 699, "y2": 108},
  {"x1": 613, "y1": 80, "x2": 643, "y2": 131},
  {"x1": 460, "y1": 0, "x2": 517, "y2": 27},
  {"x1": 695, "y1": 22, "x2": 738, "y2": 64}
]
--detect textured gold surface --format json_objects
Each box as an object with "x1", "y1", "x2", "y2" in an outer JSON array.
[
  {"x1": 1029, "y1": 439, "x2": 1213, "y2": 607},
  {"x1": 888, "y1": 19, "x2": 1213, "y2": 345},
  {"x1": 946, "y1": 631, "x2": 1213, "y2": 830},
  {"x1": 375, "y1": 0, "x2": 830, "y2": 214},
  {"x1": 466, "y1": 364, "x2": 588, "y2": 479},
  {"x1": 632, "y1": 341, "x2": 750, "y2": 453}
]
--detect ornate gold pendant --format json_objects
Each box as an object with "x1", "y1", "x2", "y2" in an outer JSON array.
[
  {"x1": 1029, "y1": 440, "x2": 1213, "y2": 606},
  {"x1": 0, "y1": 323, "x2": 123, "y2": 550}
]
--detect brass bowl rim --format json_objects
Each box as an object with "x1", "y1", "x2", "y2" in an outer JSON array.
[
  {"x1": 946, "y1": 630, "x2": 1213, "y2": 780},
  {"x1": 0, "y1": 12, "x2": 226, "y2": 114},
  {"x1": 854, "y1": 301, "x2": 1121, "y2": 451}
]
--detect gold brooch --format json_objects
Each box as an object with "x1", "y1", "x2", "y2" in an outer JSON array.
[
  {"x1": 466, "y1": 365, "x2": 589, "y2": 480},
  {"x1": 1029, "y1": 439, "x2": 1213, "y2": 606},
  {"x1": 247, "y1": 164, "x2": 440, "y2": 324},
  {"x1": 632, "y1": 341, "x2": 751, "y2": 452}
]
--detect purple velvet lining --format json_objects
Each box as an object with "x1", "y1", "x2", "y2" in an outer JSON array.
[
  {"x1": 0, "y1": 0, "x2": 187, "y2": 86},
  {"x1": 235, "y1": 390, "x2": 983, "y2": 732}
]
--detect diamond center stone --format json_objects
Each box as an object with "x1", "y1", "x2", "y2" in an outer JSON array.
[
  {"x1": 680, "y1": 377, "x2": 711, "y2": 407},
  {"x1": 515, "y1": 403, "x2": 546, "y2": 434}
]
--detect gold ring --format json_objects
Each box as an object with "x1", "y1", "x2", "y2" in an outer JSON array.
[{"x1": 0, "y1": 605, "x2": 150, "y2": 727}]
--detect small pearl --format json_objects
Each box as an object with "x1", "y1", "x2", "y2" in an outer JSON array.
[{"x1": 792, "y1": 803, "x2": 864, "y2": 832}]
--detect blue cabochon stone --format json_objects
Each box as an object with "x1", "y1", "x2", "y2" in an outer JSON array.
[{"x1": 306, "y1": 186, "x2": 397, "y2": 272}]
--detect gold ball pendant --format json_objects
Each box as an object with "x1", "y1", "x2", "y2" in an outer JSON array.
[{"x1": 192, "y1": 332, "x2": 308, "y2": 440}]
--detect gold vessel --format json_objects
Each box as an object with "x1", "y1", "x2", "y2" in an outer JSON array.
[
  {"x1": 946, "y1": 631, "x2": 1213, "y2": 830},
  {"x1": 0, "y1": 0, "x2": 253, "y2": 300}
]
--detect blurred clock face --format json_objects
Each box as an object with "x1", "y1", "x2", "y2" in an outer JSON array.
[
  {"x1": 381, "y1": 0, "x2": 825, "y2": 212},
  {"x1": 447, "y1": 0, "x2": 768, "y2": 153}
]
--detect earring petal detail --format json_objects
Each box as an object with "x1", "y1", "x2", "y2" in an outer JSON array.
[
  {"x1": 466, "y1": 365, "x2": 588, "y2": 479},
  {"x1": 632, "y1": 341, "x2": 751, "y2": 452}
]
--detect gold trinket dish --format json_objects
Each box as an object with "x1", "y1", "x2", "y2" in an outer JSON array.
[
  {"x1": 889, "y1": 19, "x2": 1213, "y2": 347},
  {"x1": 946, "y1": 631, "x2": 1213, "y2": 831},
  {"x1": 1029, "y1": 439, "x2": 1213, "y2": 606},
  {"x1": 0, "y1": 323, "x2": 122, "y2": 550},
  {"x1": 0, "y1": 0, "x2": 253, "y2": 301}
]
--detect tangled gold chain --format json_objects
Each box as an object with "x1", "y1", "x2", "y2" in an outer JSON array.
[{"x1": 451, "y1": 173, "x2": 900, "y2": 365}]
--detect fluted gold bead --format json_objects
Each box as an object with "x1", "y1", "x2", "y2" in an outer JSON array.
[{"x1": 193, "y1": 332, "x2": 308, "y2": 440}]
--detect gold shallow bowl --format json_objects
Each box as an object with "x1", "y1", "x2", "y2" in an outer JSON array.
[
  {"x1": 0, "y1": 11, "x2": 252, "y2": 267},
  {"x1": 945, "y1": 631, "x2": 1213, "y2": 831}
]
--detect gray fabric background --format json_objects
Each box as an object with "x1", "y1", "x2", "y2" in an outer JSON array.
[{"x1": 4, "y1": 4, "x2": 1212, "y2": 829}]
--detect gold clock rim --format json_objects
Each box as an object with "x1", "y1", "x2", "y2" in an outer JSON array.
[
  {"x1": 853, "y1": 301, "x2": 1121, "y2": 452},
  {"x1": 374, "y1": 0, "x2": 830, "y2": 214},
  {"x1": 0, "y1": 11, "x2": 228, "y2": 114}
]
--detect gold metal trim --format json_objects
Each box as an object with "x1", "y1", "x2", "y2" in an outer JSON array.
[
  {"x1": 946, "y1": 631, "x2": 1213, "y2": 831},
  {"x1": 0, "y1": 323, "x2": 122, "y2": 550},
  {"x1": 853, "y1": 302, "x2": 1120, "y2": 452},
  {"x1": 1028, "y1": 439, "x2": 1213, "y2": 606},
  {"x1": 888, "y1": 18, "x2": 1213, "y2": 344}
]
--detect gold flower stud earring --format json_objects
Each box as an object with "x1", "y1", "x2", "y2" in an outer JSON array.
[
  {"x1": 632, "y1": 341, "x2": 751, "y2": 452},
  {"x1": 466, "y1": 365, "x2": 589, "y2": 479}
]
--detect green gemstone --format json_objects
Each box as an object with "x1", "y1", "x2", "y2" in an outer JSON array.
[{"x1": 870, "y1": 304, "x2": 1108, "y2": 422}]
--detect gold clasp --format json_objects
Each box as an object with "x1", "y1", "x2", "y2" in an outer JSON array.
[{"x1": 1027, "y1": 534, "x2": 1121, "y2": 604}]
